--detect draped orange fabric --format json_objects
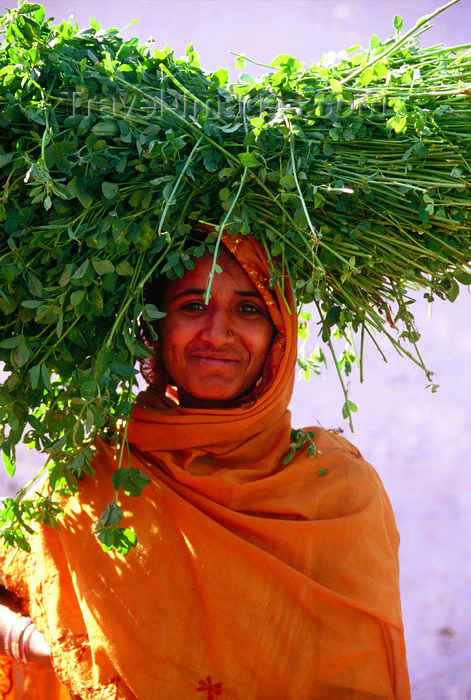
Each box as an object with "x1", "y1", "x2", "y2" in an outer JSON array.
[{"x1": 0, "y1": 234, "x2": 410, "y2": 699}]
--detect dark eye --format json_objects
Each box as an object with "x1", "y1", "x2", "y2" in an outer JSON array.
[
  {"x1": 239, "y1": 303, "x2": 262, "y2": 315},
  {"x1": 181, "y1": 301, "x2": 206, "y2": 312}
]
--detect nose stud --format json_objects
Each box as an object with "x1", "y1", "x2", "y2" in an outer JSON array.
[{"x1": 226, "y1": 329, "x2": 234, "y2": 337}]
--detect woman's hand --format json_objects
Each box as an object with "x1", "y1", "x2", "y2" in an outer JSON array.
[
  {"x1": 0, "y1": 595, "x2": 52, "y2": 667},
  {"x1": 24, "y1": 625, "x2": 52, "y2": 666}
]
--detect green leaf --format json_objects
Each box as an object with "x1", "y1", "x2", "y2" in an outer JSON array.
[
  {"x1": 96, "y1": 526, "x2": 138, "y2": 555},
  {"x1": 12, "y1": 340, "x2": 30, "y2": 368},
  {"x1": 77, "y1": 189, "x2": 93, "y2": 209},
  {"x1": 393, "y1": 15, "x2": 403, "y2": 32},
  {"x1": 95, "y1": 502, "x2": 138, "y2": 554},
  {"x1": 0, "y1": 336, "x2": 22, "y2": 349},
  {"x1": 112, "y1": 467, "x2": 150, "y2": 497},
  {"x1": 203, "y1": 149, "x2": 221, "y2": 172},
  {"x1": 218, "y1": 167, "x2": 235, "y2": 180},
  {"x1": 28, "y1": 413, "x2": 45, "y2": 434},
  {"x1": 102, "y1": 182, "x2": 119, "y2": 200},
  {"x1": 29, "y1": 364, "x2": 40, "y2": 389},
  {"x1": 418, "y1": 204, "x2": 430, "y2": 223},
  {"x1": 142, "y1": 304, "x2": 166, "y2": 320},
  {"x1": 116, "y1": 261, "x2": 134, "y2": 276},
  {"x1": 0, "y1": 153, "x2": 13, "y2": 166},
  {"x1": 283, "y1": 429, "x2": 316, "y2": 464},
  {"x1": 369, "y1": 34, "x2": 380, "y2": 49},
  {"x1": 282, "y1": 450, "x2": 295, "y2": 465},
  {"x1": 92, "y1": 120, "x2": 119, "y2": 137},
  {"x1": 2, "y1": 450, "x2": 16, "y2": 477},
  {"x1": 21, "y1": 299, "x2": 43, "y2": 308},
  {"x1": 162, "y1": 182, "x2": 176, "y2": 205},
  {"x1": 387, "y1": 114, "x2": 408, "y2": 134},
  {"x1": 329, "y1": 78, "x2": 342, "y2": 94},
  {"x1": 374, "y1": 62, "x2": 388, "y2": 79},
  {"x1": 211, "y1": 68, "x2": 228, "y2": 86},
  {"x1": 97, "y1": 502, "x2": 123, "y2": 528},
  {"x1": 238, "y1": 152, "x2": 262, "y2": 168},
  {"x1": 413, "y1": 142, "x2": 428, "y2": 156},
  {"x1": 27, "y1": 273, "x2": 42, "y2": 298},
  {"x1": 92, "y1": 259, "x2": 115, "y2": 275},
  {"x1": 342, "y1": 400, "x2": 358, "y2": 420},
  {"x1": 279, "y1": 174, "x2": 296, "y2": 189},
  {"x1": 70, "y1": 290, "x2": 85, "y2": 306},
  {"x1": 40, "y1": 364, "x2": 51, "y2": 390},
  {"x1": 109, "y1": 362, "x2": 138, "y2": 377},
  {"x1": 270, "y1": 53, "x2": 293, "y2": 67},
  {"x1": 359, "y1": 67, "x2": 375, "y2": 86},
  {"x1": 445, "y1": 280, "x2": 460, "y2": 302},
  {"x1": 72, "y1": 259, "x2": 90, "y2": 279},
  {"x1": 455, "y1": 270, "x2": 471, "y2": 286},
  {"x1": 325, "y1": 306, "x2": 341, "y2": 326},
  {"x1": 122, "y1": 325, "x2": 136, "y2": 353},
  {"x1": 95, "y1": 346, "x2": 111, "y2": 377},
  {"x1": 85, "y1": 407, "x2": 94, "y2": 434},
  {"x1": 220, "y1": 122, "x2": 242, "y2": 134},
  {"x1": 239, "y1": 73, "x2": 254, "y2": 85}
]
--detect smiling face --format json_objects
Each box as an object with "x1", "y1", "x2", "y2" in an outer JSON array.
[{"x1": 159, "y1": 249, "x2": 275, "y2": 408}]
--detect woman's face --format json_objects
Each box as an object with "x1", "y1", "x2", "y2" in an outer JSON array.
[{"x1": 160, "y1": 250, "x2": 275, "y2": 408}]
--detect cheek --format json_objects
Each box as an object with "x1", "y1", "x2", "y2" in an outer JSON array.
[
  {"x1": 160, "y1": 319, "x2": 182, "y2": 370},
  {"x1": 248, "y1": 323, "x2": 275, "y2": 366},
  {"x1": 160, "y1": 316, "x2": 203, "y2": 379}
]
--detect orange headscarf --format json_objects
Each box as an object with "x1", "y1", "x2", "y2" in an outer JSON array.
[{"x1": 0, "y1": 234, "x2": 410, "y2": 699}]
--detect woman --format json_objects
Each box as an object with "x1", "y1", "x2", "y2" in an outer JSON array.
[{"x1": 0, "y1": 232, "x2": 410, "y2": 698}]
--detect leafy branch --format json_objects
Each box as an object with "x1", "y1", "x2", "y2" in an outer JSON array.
[{"x1": 0, "y1": 1, "x2": 470, "y2": 552}]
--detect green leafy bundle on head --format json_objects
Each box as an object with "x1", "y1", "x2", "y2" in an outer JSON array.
[{"x1": 0, "y1": 1, "x2": 470, "y2": 552}]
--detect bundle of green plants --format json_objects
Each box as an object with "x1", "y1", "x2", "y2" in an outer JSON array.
[{"x1": 0, "y1": 1, "x2": 470, "y2": 553}]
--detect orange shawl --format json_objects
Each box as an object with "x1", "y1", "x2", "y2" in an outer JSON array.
[{"x1": 0, "y1": 235, "x2": 410, "y2": 699}]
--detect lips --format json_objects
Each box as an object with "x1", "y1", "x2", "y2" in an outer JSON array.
[{"x1": 191, "y1": 354, "x2": 241, "y2": 366}]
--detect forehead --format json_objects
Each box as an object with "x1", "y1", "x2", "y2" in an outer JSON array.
[{"x1": 164, "y1": 249, "x2": 259, "y2": 301}]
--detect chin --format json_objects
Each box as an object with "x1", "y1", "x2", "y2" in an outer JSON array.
[
  {"x1": 191, "y1": 389, "x2": 237, "y2": 403},
  {"x1": 178, "y1": 383, "x2": 246, "y2": 408}
]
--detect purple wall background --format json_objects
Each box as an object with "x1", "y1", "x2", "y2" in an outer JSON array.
[{"x1": 1, "y1": 1, "x2": 470, "y2": 696}]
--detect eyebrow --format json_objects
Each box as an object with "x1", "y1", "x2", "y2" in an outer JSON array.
[{"x1": 170, "y1": 288, "x2": 263, "y2": 303}]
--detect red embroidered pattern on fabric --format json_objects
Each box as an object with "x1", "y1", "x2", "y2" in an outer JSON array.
[{"x1": 197, "y1": 676, "x2": 223, "y2": 698}]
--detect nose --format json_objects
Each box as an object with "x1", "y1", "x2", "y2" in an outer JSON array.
[{"x1": 200, "y1": 308, "x2": 234, "y2": 345}]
